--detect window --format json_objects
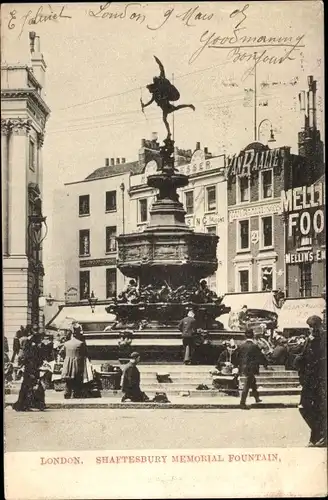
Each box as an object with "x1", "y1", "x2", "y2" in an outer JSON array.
[
  {"x1": 79, "y1": 271, "x2": 90, "y2": 300},
  {"x1": 238, "y1": 176, "x2": 250, "y2": 203},
  {"x1": 106, "y1": 268, "x2": 117, "y2": 298},
  {"x1": 300, "y1": 263, "x2": 312, "y2": 297},
  {"x1": 79, "y1": 195, "x2": 90, "y2": 216},
  {"x1": 138, "y1": 198, "x2": 148, "y2": 223},
  {"x1": 206, "y1": 186, "x2": 216, "y2": 211},
  {"x1": 206, "y1": 226, "x2": 217, "y2": 235},
  {"x1": 185, "y1": 191, "x2": 194, "y2": 215},
  {"x1": 79, "y1": 229, "x2": 90, "y2": 256},
  {"x1": 261, "y1": 216, "x2": 273, "y2": 248},
  {"x1": 29, "y1": 139, "x2": 36, "y2": 171},
  {"x1": 261, "y1": 266, "x2": 273, "y2": 291},
  {"x1": 261, "y1": 170, "x2": 273, "y2": 199},
  {"x1": 106, "y1": 226, "x2": 117, "y2": 253},
  {"x1": 238, "y1": 220, "x2": 250, "y2": 250},
  {"x1": 106, "y1": 191, "x2": 117, "y2": 212},
  {"x1": 239, "y1": 270, "x2": 249, "y2": 292}
]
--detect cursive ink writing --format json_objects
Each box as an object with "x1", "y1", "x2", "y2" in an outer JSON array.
[
  {"x1": 8, "y1": 10, "x2": 17, "y2": 29},
  {"x1": 147, "y1": 7, "x2": 174, "y2": 31},
  {"x1": 89, "y1": 2, "x2": 146, "y2": 24},
  {"x1": 189, "y1": 28, "x2": 305, "y2": 65},
  {"x1": 176, "y1": 5, "x2": 213, "y2": 28},
  {"x1": 230, "y1": 4, "x2": 249, "y2": 29},
  {"x1": 229, "y1": 35, "x2": 305, "y2": 79},
  {"x1": 17, "y1": 5, "x2": 72, "y2": 38},
  {"x1": 147, "y1": 4, "x2": 213, "y2": 31}
]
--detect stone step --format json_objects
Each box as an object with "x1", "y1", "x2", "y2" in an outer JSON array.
[
  {"x1": 99, "y1": 363, "x2": 293, "y2": 372},
  {"x1": 131, "y1": 382, "x2": 301, "y2": 389},
  {"x1": 136, "y1": 375, "x2": 299, "y2": 384}
]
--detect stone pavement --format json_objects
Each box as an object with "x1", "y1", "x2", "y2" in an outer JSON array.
[{"x1": 5, "y1": 390, "x2": 300, "y2": 410}]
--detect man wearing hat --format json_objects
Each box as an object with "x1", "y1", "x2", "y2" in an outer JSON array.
[
  {"x1": 121, "y1": 352, "x2": 148, "y2": 402},
  {"x1": 178, "y1": 309, "x2": 197, "y2": 365},
  {"x1": 295, "y1": 315, "x2": 326, "y2": 447},
  {"x1": 233, "y1": 329, "x2": 269, "y2": 409}
]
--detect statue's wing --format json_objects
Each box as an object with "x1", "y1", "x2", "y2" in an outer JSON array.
[{"x1": 154, "y1": 56, "x2": 165, "y2": 78}]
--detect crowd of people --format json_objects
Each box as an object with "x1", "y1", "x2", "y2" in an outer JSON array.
[
  {"x1": 7, "y1": 321, "x2": 101, "y2": 411},
  {"x1": 178, "y1": 308, "x2": 326, "y2": 446},
  {"x1": 5, "y1": 307, "x2": 326, "y2": 447}
]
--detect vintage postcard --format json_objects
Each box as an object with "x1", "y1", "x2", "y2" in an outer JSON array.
[{"x1": 2, "y1": 1, "x2": 326, "y2": 499}]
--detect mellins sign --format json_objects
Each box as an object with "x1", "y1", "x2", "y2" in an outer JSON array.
[
  {"x1": 281, "y1": 182, "x2": 325, "y2": 237},
  {"x1": 226, "y1": 147, "x2": 283, "y2": 178}
]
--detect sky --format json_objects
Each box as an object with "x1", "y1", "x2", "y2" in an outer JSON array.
[{"x1": 2, "y1": 1, "x2": 324, "y2": 280}]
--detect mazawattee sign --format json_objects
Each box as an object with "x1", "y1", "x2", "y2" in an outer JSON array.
[{"x1": 226, "y1": 147, "x2": 284, "y2": 178}]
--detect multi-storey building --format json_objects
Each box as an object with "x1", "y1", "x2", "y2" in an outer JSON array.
[
  {"x1": 1, "y1": 33, "x2": 50, "y2": 346},
  {"x1": 278, "y1": 76, "x2": 325, "y2": 333},
  {"x1": 223, "y1": 76, "x2": 325, "y2": 333}
]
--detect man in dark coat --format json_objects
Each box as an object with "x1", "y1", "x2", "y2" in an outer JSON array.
[
  {"x1": 233, "y1": 329, "x2": 268, "y2": 409},
  {"x1": 121, "y1": 352, "x2": 148, "y2": 402},
  {"x1": 61, "y1": 330, "x2": 87, "y2": 399},
  {"x1": 178, "y1": 310, "x2": 197, "y2": 364},
  {"x1": 295, "y1": 315, "x2": 327, "y2": 447}
]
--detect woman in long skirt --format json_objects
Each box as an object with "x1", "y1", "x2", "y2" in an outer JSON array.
[{"x1": 13, "y1": 328, "x2": 46, "y2": 412}]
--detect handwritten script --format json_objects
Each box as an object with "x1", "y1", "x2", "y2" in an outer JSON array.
[
  {"x1": 7, "y1": 2, "x2": 305, "y2": 75},
  {"x1": 8, "y1": 5, "x2": 72, "y2": 38}
]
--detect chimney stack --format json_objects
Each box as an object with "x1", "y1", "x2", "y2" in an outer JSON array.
[
  {"x1": 116, "y1": 158, "x2": 120, "y2": 165},
  {"x1": 196, "y1": 142, "x2": 201, "y2": 150},
  {"x1": 121, "y1": 158, "x2": 126, "y2": 164},
  {"x1": 110, "y1": 158, "x2": 115, "y2": 166},
  {"x1": 29, "y1": 33, "x2": 46, "y2": 94},
  {"x1": 105, "y1": 158, "x2": 109, "y2": 167}
]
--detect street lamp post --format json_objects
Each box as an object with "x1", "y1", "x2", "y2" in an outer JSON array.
[
  {"x1": 28, "y1": 212, "x2": 48, "y2": 332},
  {"x1": 258, "y1": 119, "x2": 276, "y2": 144},
  {"x1": 88, "y1": 290, "x2": 98, "y2": 313}
]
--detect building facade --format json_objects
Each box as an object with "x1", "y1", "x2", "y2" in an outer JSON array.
[
  {"x1": 226, "y1": 143, "x2": 287, "y2": 295},
  {"x1": 1, "y1": 34, "x2": 50, "y2": 346}
]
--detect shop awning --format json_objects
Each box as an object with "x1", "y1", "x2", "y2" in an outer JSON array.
[
  {"x1": 278, "y1": 297, "x2": 325, "y2": 330},
  {"x1": 46, "y1": 304, "x2": 116, "y2": 331},
  {"x1": 219, "y1": 292, "x2": 279, "y2": 330}
]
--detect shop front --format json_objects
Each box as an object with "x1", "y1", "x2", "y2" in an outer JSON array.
[
  {"x1": 278, "y1": 297, "x2": 325, "y2": 336},
  {"x1": 220, "y1": 291, "x2": 280, "y2": 331}
]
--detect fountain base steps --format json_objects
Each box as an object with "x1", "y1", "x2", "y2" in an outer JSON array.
[{"x1": 94, "y1": 364, "x2": 301, "y2": 397}]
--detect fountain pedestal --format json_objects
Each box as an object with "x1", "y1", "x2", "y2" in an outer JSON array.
[{"x1": 102, "y1": 138, "x2": 231, "y2": 363}]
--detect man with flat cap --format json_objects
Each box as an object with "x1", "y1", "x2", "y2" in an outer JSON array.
[
  {"x1": 121, "y1": 352, "x2": 148, "y2": 402},
  {"x1": 295, "y1": 315, "x2": 327, "y2": 447}
]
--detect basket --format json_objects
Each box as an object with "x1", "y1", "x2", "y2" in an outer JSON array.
[
  {"x1": 101, "y1": 372, "x2": 121, "y2": 390},
  {"x1": 53, "y1": 379, "x2": 66, "y2": 392}
]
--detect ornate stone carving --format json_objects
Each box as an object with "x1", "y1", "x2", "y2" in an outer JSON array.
[
  {"x1": 37, "y1": 131, "x2": 45, "y2": 148},
  {"x1": 1, "y1": 118, "x2": 32, "y2": 135}
]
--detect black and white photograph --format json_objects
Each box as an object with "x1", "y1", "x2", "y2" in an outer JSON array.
[{"x1": 2, "y1": 2, "x2": 326, "y2": 498}]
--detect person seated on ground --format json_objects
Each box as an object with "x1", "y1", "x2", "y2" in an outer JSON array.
[
  {"x1": 270, "y1": 337, "x2": 289, "y2": 365},
  {"x1": 216, "y1": 339, "x2": 237, "y2": 370},
  {"x1": 121, "y1": 352, "x2": 149, "y2": 402},
  {"x1": 254, "y1": 329, "x2": 273, "y2": 357}
]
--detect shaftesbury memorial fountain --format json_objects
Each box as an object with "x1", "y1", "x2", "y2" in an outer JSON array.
[{"x1": 106, "y1": 58, "x2": 230, "y2": 363}]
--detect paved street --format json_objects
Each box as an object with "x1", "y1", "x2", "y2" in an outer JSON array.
[{"x1": 5, "y1": 407, "x2": 309, "y2": 452}]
